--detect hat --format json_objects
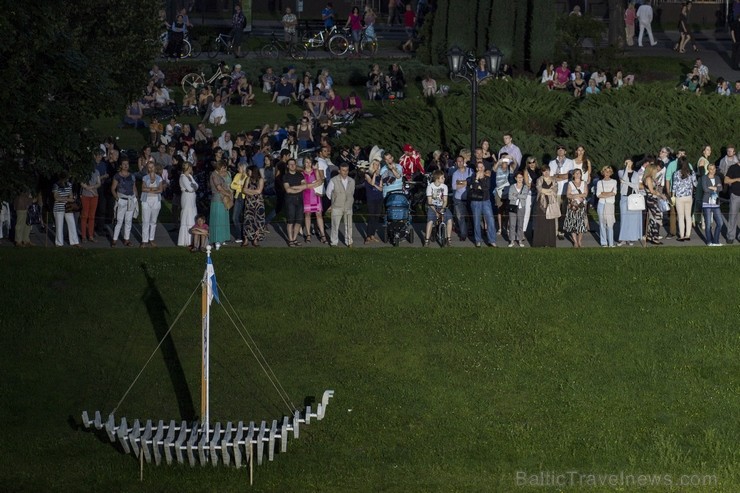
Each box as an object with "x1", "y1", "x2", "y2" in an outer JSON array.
[{"x1": 403, "y1": 144, "x2": 414, "y2": 153}]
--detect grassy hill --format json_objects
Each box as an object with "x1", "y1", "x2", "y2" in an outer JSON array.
[{"x1": 1, "y1": 248, "x2": 738, "y2": 492}]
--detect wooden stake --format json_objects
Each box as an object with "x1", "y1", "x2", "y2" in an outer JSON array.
[
  {"x1": 140, "y1": 450, "x2": 144, "y2": 482},
  {"x1": 249, "y1": 442, "x2": 254, "y2": 486}
]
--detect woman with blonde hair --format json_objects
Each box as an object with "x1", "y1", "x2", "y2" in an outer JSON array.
[{"x1": 177, "y1": 158, "x2": 198, "y2": 247}]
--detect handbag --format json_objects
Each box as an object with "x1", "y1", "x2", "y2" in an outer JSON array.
[
  {"x1": 658, "y1": 198, "x2": 670, "y2": 213},
  {"x1": 545, "y1": 201, "x2": 561, "y2": 220},
  {"x1": 627, "y1": 193, "x2": 645, "y2": 211},
  {"x1": 222, "y1": 193, "x2": 234, "y2": 210},
  {"x1": 65, "y1": 197, "x2": 81, "y2": 213},
  {"x1": 26, "y1": 203, "x2": 41, "y2": 225},
  {"x1": 507, "y1": 203, "x2": 518, "y2": 213}
]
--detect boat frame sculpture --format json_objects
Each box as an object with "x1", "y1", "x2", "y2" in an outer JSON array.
[{"x1": 81, "y1": 247, "x2": 333, "y2": 483}]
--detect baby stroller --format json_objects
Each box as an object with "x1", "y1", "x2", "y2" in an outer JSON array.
[{"x1": 384, "y1": 190, "x2": 415, "y2": 247}]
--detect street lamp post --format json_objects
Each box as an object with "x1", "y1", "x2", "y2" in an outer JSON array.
[{"x1": 447, "y1": 46, "x2": 503, "y2": 155}]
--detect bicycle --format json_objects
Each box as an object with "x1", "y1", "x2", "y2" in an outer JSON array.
[
  {"x1": 429, "y1": 206, "x2": 449, "y2": 247},
  {"x1": 260, "y1": 32, "x2": 308, "y2": 60},
  {"x1": 302, "y1": 25, "x2": 339, "y2": 50},
  {"x1": 158, "y1": 31, "x2": 201, "y2": 59},
  {"x1": 181, "y1": 62, "x2": 233, "y2": 94},
  {"x1": 206, "y1": 32, "x2": 238, "y2": 59},
  {"x1": 328, "y1": 27, "x2": 378, "y2": 57}
]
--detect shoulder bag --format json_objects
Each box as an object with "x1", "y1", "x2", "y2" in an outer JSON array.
[{"x1": 627, "y1": 193, "x2": 645, "y2": 211}]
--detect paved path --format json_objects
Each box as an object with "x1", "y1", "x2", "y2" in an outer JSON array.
[
  {"x1": 620, "y1": 28, "x2": 739, "y2": 82},
  {"x1": 9, "y1": 218, "x2": 737, "y2": 250}
]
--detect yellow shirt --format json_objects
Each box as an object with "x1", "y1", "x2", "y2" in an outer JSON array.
[{"x1": 231, "y1": 172, "x2": 248, "y2": 199}]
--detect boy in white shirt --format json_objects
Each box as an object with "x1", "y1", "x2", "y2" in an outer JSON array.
[{"x1": 424, "y1": 170, "x2": 453, "y2": 247}]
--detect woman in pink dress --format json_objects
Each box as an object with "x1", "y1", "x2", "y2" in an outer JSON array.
[{"x1": 302, "y1": 156, "x2": 327, "y2": 243}]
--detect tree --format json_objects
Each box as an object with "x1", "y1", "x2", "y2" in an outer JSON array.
[
  {"x1": 0, "y1": 0, "x2": 160, "y2": 199},
  {"x1": 608, "y1": 0, "x2": 625, "y2": 47}
]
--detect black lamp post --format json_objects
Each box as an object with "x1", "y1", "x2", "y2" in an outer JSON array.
[{"x1": 447, "y1": 45, "x2": 503, "y2": 155}]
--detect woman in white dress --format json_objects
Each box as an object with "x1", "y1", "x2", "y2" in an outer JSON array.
[{"x1": 177, "y1": 159, "x2": 199, "y2": 247}]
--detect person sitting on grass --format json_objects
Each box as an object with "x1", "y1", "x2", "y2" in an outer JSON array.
[
  {"x1": 208, "y1": 96, "x2": 227, "y2": 126},
  {"x1": 189, "y1": 214, "x2": 209, "y2": 252},
  {"x1": 326, "y1": 89, "x2": 345, "y2": 119},
  {"x1": 424, "y1": 170, "x2": 453, "y2": 247},
  {"x1": 272, "y1": 76, "x2": 296, "y2": 106},
  {"x1": 198, "y1": 86, "x2": 213, "y2": 115},
  {"x1": 262, "y1": 67, "x2": 277, "y2": 94},
  {"x1": 149, "y1": 116, "x2": 163, "y2": 145},
  {"x1": 123, "y1": 100, "x2": 147, "y2": 128},
  {"x1": 307, "y1": 87, "x2": 327, "y2": 119},
  {"x1": 421, "y1": 73, "x2": 437, "y2": 97},
  {"x1": 237, "y1": 78, "x2": 255, "y2": 107},
  {"x1": 182, "y1": 88, "x2": 197, "y2": 113}
]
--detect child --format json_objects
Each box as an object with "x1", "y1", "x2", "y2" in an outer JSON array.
[
  {"x1": 424, "y1": 170, "x2": 453, "y2": 247},
  {"x1": 189, "y1": 214, "x2": 209, "y2": 252}
]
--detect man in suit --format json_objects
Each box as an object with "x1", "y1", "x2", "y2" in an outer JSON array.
[{"x1": 326, "y1": 162, "x2": 355, "y2": 247}]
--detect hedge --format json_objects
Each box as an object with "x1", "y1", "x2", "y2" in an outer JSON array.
[{"x1": 337, "y1": 78, "x2": 740, "y2": 167}]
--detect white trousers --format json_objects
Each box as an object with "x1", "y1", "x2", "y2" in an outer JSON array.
[
  {"x1": 522, "y1": 194, "x2": 533, "y2": 232},
  {"x1": 141, "y1": 197, "x2": 161, "y2": 243},
  {"x1": 113, "y1": 198, "x2": 134, "y2": 241},
  {"x1": 638, "y1": 21, "x2": 655, "y2": 46},
  {"x1": 54, "y1": 211, "x2": 79, "y2": 246}
]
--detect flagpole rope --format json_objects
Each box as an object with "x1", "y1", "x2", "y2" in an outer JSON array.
[
  {"x1": 217, "y1": 287, "x2": 297, "y2": 413},
  {"x1": 109, "y1": 281, "x2": 202, "y2": 417}
]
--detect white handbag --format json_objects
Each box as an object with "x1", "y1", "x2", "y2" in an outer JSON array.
[{"x1": 627, "y1": 193, "x2": 645, "y2": 211}]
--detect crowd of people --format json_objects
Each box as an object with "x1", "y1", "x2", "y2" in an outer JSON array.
[{"x1": 5, "y1": 127, "x2": 740, "y2": 251}]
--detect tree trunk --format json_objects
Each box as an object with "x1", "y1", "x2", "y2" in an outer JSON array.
[{"x1": 607, "y1": 0, "x2": 624, "y2": 47}]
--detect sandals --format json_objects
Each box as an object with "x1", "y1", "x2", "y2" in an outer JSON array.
[
  {"x1": 320, "y1": 235, "x2": 328, "y2": 244},
  {"x1": 305, "y1": 235, "x2": 312, "y2": 244},
  {"x1": 124, "y1": 240, "x2": 132, "y2": 247}
]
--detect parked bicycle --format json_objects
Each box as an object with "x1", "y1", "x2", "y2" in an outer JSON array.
[
  {"x1": 181, "y1": 62, "x2": 233, "y2": 94},
  {"x1": 302, "y1": 25, "x2": 339, "y2": 50},
  {"x1": 206, "y1": 32, "x2": 241, "y2": 59},
  {"x1": 157, "y1": 31, "x2": 201, "y2": 59},
  {"x1": 260, "y1": 32, "x2": 308, "y2": 60},
  {"x1": 328, "y1": 27, "x2": 378, "y2": 57}
]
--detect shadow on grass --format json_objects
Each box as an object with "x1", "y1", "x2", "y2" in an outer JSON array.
[{"x1": 141, "y1": 263, "x2": 196, "y2": 422}]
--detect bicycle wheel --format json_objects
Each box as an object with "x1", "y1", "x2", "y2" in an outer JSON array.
[
  {"x1": 188, "y1": 40, "x2": 202, "y2": 58},
  {"x1": 261, "y1": 43, "x2": 279, "y2": 59},
  {"x1": 361, "y1": 38, "x2": 378, "y2": 56},
  {"x1": 290, "y1": 43, "x2": 308, "y2": 60},
  {"x1": 180, "y1": 40, "x2": 192, "y2": 59},
  {"x1": 328, "y1": 34, "x2": 349, "y2": 56},
  {"x1": 207, "y1": 39, "x2": 220, "y2": 59},
  {"x1": 182, "y1": 73, "x2": 205, "y2": 93},
  {"x1": 438, "y1": 223, "x2": 447, "y2": 246}
]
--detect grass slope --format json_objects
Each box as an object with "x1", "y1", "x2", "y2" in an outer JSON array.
[{"x1": 1, "y1": 248, "x2": 738, "y2": 492}]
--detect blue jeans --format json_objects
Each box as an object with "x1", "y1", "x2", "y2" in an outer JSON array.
[
  {"x1": 597, "y1": 201, "x2": 615, "y2": 246},
  {"x1": 232, "y1": 197, "x2": 245, "y2": 241},
  {"x1": 470, "y1": 200, "x2": 496, "y2": 244},
  {"x1": 453, "y1": 197, "x2": 468, "y2": 240},
  {"x1": 703, "y1": 207, "x2": 724, "y2": 244}
]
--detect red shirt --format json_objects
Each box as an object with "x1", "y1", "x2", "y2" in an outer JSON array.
[
  {"x1": 404, "y1": 11, "x2": 415, "y2": 28},
  {"x1": 399, "y1": 152, "x2": 423, "y2": 179}
]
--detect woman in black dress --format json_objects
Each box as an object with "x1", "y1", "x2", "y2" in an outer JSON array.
[
  {"x1": 532, "y1": 166, "x2": 558, "y2": 247},
  {"x1": 675, "y1": 2, "x2": 697, "y2": 53}
]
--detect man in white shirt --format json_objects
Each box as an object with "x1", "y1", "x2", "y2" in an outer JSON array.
[
  {"x1": 325, "y1": 162, "x2": 355, "y2": 247},
  {"x1": 548, "y1": 144, "x2": 574, "y2": 238},
  {"x1": 636, "y1": 0, "x2": 657, "y2": 47},
  {"x1": 316, "y1": 145, "x2": 335, "y2": 210}
]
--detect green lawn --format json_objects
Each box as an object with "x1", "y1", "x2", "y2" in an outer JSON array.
[{"x1": 1, "y1": 248, "x2": 738, "y2": 492}]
